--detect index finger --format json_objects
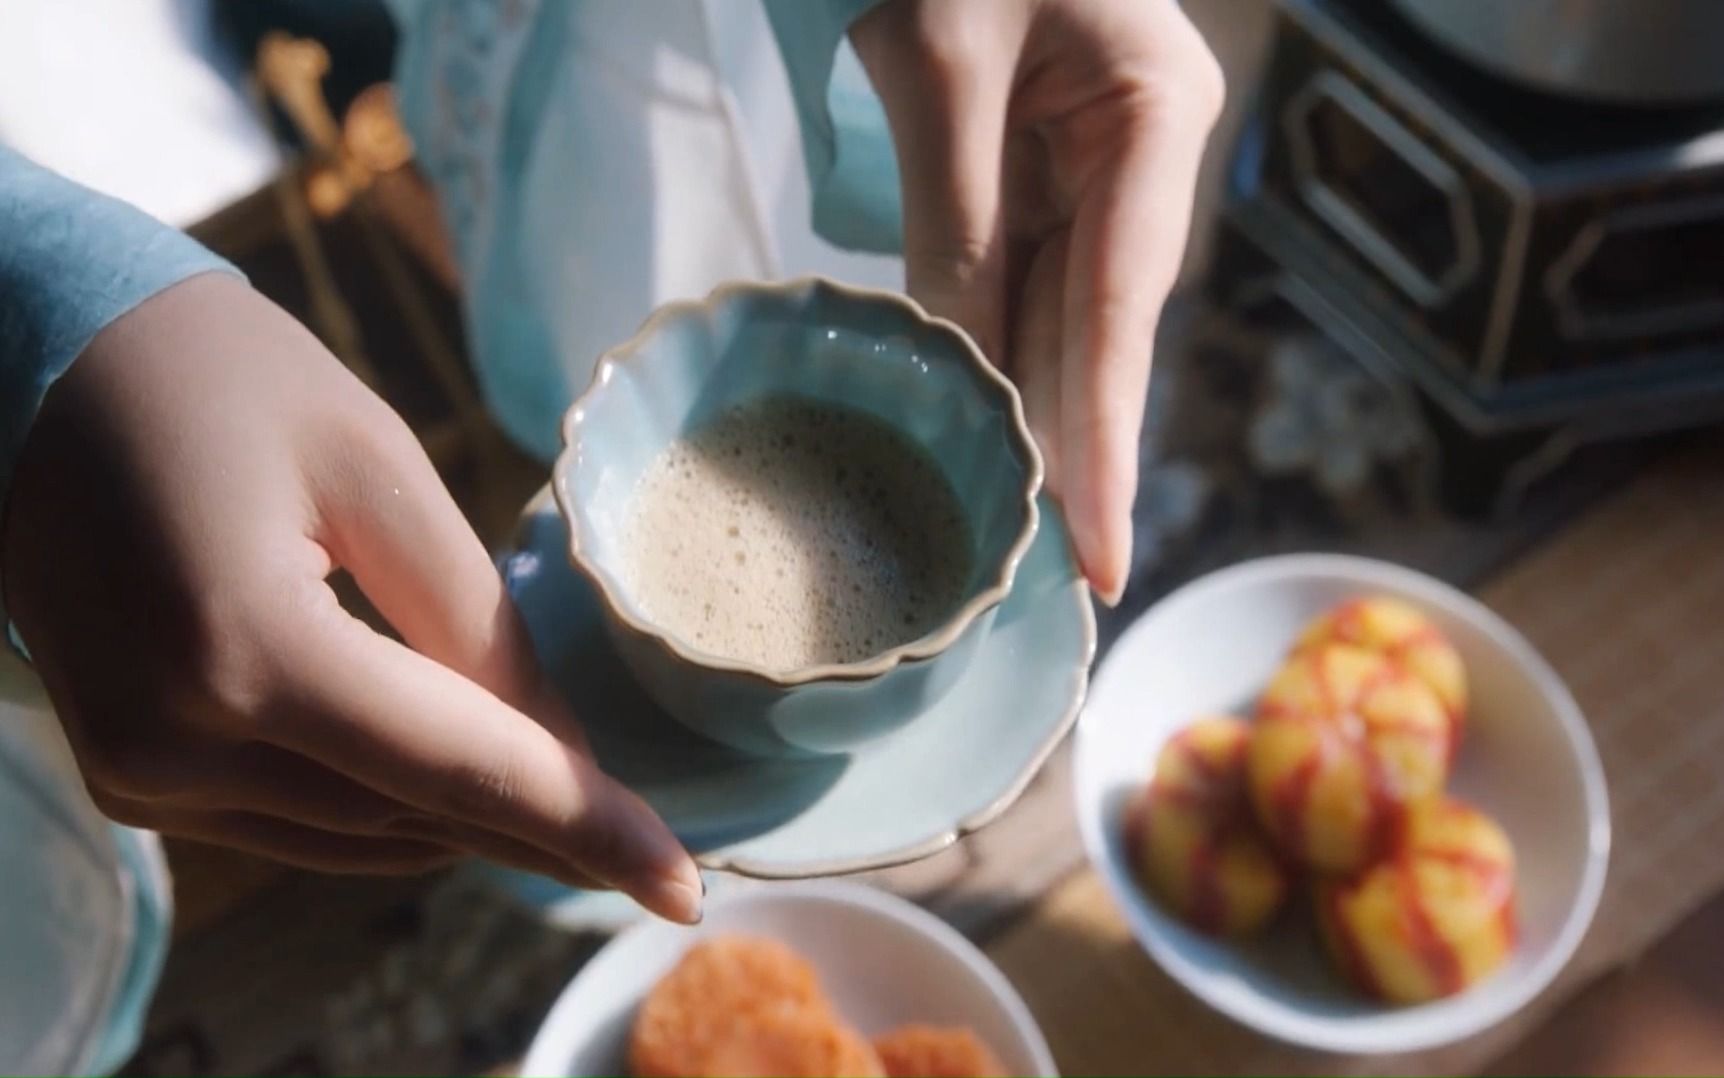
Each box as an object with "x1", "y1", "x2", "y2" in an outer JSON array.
[
  {"x1": 262, "y1": 591, "x2": 702, "y2": 923},
  {"x1": 1059, "y1": 77, "x2": 1220, "y2": 603}
]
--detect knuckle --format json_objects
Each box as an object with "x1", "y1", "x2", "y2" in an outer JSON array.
[
  {"x1": 1124, "y1": 30, "x2": 1226, "y2": 132},
  {"x1": 437, "y1": 752, "x2": 527, "y2": 822},
  {"x1": 1088, "y1": 281, "x2": 1160, "y2": 351},
  {"x1": 858, "y1": 4, "x2": 991, "y2": 116},
  {"x1": 195, "y1": 635, "x2": 274, "y2": 724},
  {"x1": 1187, "y1": 47, "x2": 1228, "y2": 125},
  {"x1": 168, "y1": 595, "x2": 281, "y2": 733},
  {"x1": 1153, "y1": 29, "x2": 1227, "y2": 127},
  {"x1": 347, "y1": 404, "x2": 427, "y2": 471},
  {"x1": 313, "y1": 403, "x2": 429, "y2": 510},
  {"x1": 902, "y1": 9, "x2": 982, "y2": 83},
  {"x1": 904, "y1": 234, "x2": 998, "y2": 302}
]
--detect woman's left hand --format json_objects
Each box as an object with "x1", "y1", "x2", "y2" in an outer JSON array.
[{"x1": 851, "y1": 0, "x2": 1224, "y2": 604}]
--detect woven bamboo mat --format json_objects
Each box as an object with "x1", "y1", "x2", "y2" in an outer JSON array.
[{"x1": 982, "y1": 439, "x2": 1724, "y2": 1076}]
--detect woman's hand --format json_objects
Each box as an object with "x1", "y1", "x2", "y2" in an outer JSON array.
[
  {"x1": 851, "y1": 0, "x2": 1224, "y2": 603},
  {"x1": 2, "y1": 273, "x2": 702, "y2": 923}
]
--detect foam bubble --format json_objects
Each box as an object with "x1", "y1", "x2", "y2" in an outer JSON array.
[{"x1": 619, "y1": 396, "x2": 973, "y2": 671}]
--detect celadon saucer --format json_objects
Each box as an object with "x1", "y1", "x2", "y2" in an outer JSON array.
[{"x1": 495, "y1": 486, "x2": 1095, "y2": 881}]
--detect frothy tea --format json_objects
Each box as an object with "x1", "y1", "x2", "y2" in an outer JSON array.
[{"x1": 619, "y1": 395, "x2": 973, "y2": 671}]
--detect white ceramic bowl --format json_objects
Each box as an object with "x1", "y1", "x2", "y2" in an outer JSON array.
[
  {"x1": 1074, "y1": 554, "x2": 1610, "y2": 1054},
  {"x1": 521, "y1": 880, "x2": 1057, "y2": 1076}
]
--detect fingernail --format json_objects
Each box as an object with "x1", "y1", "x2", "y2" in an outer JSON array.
[
  {"x1": 643, "y1": 855, "x2": 705, "y2": 925},
  {"x1": 651, "y1": 875, "x2": 703, "y2": 925}
]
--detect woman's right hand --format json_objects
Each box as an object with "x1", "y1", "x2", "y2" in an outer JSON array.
[{"x1": 1, "y1": 272, "x2": 703, "y2": 924}]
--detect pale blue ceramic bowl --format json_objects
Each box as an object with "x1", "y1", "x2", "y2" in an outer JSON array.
[{"x1": 552, "y1": 277, "x2": 1043, "y2": 757}]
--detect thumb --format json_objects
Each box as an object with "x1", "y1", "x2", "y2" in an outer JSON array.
[
  {"x1": 267, "y1": 607, "x2": 703, "y2": 922},
  {"x1": 312, "y1": 409, "x2": 587, "y2": 747},
  {"x1": 298, "y1": 410, "x2": 701, "y2": 919}
]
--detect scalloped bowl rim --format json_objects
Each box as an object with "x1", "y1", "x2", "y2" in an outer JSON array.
[{"x1": 551, "y1": 276, "x2": 1045, "y2": 688}]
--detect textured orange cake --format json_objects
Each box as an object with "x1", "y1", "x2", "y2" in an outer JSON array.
[
  {"x1": 872, "y1": 1024, "x2": 1006, "y2": 1077},
  {"x1": 1316, "y1": 798, "x2": 1518, "y2": 1004},
  {"x1": 1248, "y1": 644, "x2": 1452, "y2": 874},
  {"x1": 628, "y1": 935, "x2": 1013, "y2": 1077},
  {"x1": 697, "y1": 1008, "x2": 884, "y2": 1077},
  {"x1": 628, "y1": 936, "x2": 869, "y2": 1077},
  {"x1": 1130, "y1": 716, "x2": 1291, "y2": 937}
]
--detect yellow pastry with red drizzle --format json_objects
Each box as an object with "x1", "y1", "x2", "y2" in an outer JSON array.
[
  {"x1": 1247, "y1": 644, "x2": 1451, "y2": 874},
  {"x1": 1129, "y1": 716, "x2": 1290, "y2": 937},
  {"x1": 1316, "y1": 798, "x2": 1517, "y2": 1004},
  {"x1": 1294, "y1": 596, "x2": 1467, "y2": 744}
]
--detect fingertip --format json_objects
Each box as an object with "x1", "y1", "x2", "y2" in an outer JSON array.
[
  {"x1": 1087, "y1": 559, "x2": 1127, "y2": 609},
  {"x1": 1106, "y1": 518, "x2": 1134, "y2": 606},
  {"x1": 1095, "y1": 577, "x2": 1126, "y2": 609},
  {"x1": 1070, "y1": 492, "x2": 1133, "y2": 608},
  {"x1": 597, "y1": 775, "x2": 703, "y2": 923},
  {"x1": 634, "y1": 860, "x2": 704, "y2": 925}
]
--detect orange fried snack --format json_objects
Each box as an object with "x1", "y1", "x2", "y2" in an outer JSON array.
[
  {"x1": 629, "y1": 936, "x2": 840, "y2": 1077},
  {"x1": 701, "y1": 1008, "x2": 885, "y2": 1077},
  {"x1": 873, "y1": 1025, "x2": 1006, "y2": 1078}
]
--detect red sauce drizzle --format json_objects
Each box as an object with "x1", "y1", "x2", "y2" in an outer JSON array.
[
  {"x1": 1365, "y1": 715, "x2": 1446, "y2": 741},
  {"x1": 1172, "y1": 728, "x2": 1226, "y2": 786},
  {"x1": 1357, "y1": 732, "x2": 1406, "y2": 865},
  {"x1": 1419, "y1": 845, "x2": 1508, "y2": 882},
  {"x1": 1332, "y1": 598, "x2": 1369, "y2": 643},
  {"x1": 1186, "y1": 832, "x2": 1228, "y2": 935},
  {"x1": 1263, "y1": 651, "x2": 1345, "y2": 862},
  {"x1": 1229, "y1": 732, "x2": 1250, "y2": 772},
  {"x1": 1351, "y1": 664, "x2": 1407, "y2": 863},
  {"x1": 1498, "y1": 891, "x2": 1520, "y2": 948},
  {"x1": 1269, "y1": 739, "x2": 1323, "y2": 860},
  {"x1": 1421, "y1": 843, "x2": 1517, "y2": 950},
  {"x1": 1384, "y1": 623, "x2": 1464, "y2": 750},
  {"x1": 1396, "y1": 856, "x2": 1466, "y2": 998},
  {"x1": 1386, "y1": 624, "x2": 1445, "y2": 656},
  {"x1": 1311, "y1": 648, "x2": 1341, "y2": 714},
  {"x1": 1256, "y1": 699, "x2": 1296, "y2": 721},
  {"x1": 1323, "y1": 882, "x2": 1384, "y2": 999}
]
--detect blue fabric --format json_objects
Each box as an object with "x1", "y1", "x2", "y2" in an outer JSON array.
[
  {"x1": 762, "y1": 0, "x2": 901, "y2": 253},
  {"x1": 85, "y1": 827, "x2": 173, "y2": 1076},
  {"x1": 385, "y1": 0, "x2": 900, "y2": 462},
  {"x1": 387, "y1": 0, "x2": 582, "y2": 462},
  {"x1": 0, "y1": 144, "x2": 238, "y2": 650}
]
